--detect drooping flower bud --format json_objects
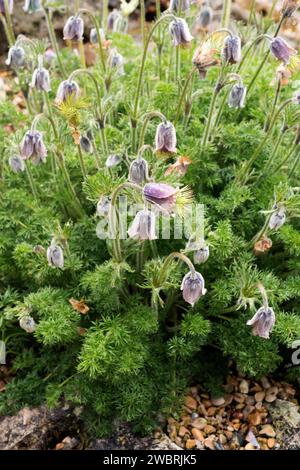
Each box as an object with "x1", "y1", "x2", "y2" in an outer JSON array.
[
  {"x1": 128, "y1": 209, "x2": 157, "y2": 240},
  {"x1": 80, "y1": 135, "x2": 92, "y2": 154},
  {"x1": 108, "y1": 48, "x2": 125, "y2": 75},
  {"x1": 90, "y1": 27, "x2": 105, "y2": 44},
  {"x1": 169, "y1": 18, "x2": 193, "y2": 47},
  {"x1": 44, "y1": 48, "x2": 56, "y2": 65},
  {"x1": 181, "y1": 271, "x2": 207, "y2": 306},
  {"x1": 30, "y1": 55, "x2": 51, "y2": 92},
  {"x1": 0, "y1": 0, "x2": 13, "y2": 15},
  {"x1": 6, "y1": 45, "x2": 25, "y2": 68},
  {"x1": 193, "y1": 245, "x2": 210, "y2": 264},
  {"x1": 222, "y1": 35, "x2": 241, "y2": 64},
  {"x1": 197, "y1": 4, "x2": 213, "y2": 29},
  {"x1": 269, "y1": 37, "x2": 297, "y2": 65},
  {"x1": 143, "y1": 182, "x2": 178, "y2": 213},
  {"x1": 169, "y1": 0, "x2": 190, "y2": 13},
  {"x1": 47, "y1": 239, "x2": 64, "y2": 268},
  {"x1": 96, "y1": 196, "x2": 111, "y2": 217},
  {"x1": 55, "y1": 79, "x2": 79, "y2": 103},
  {"x1": 19, "y1": 316, "x2": 36, "y2": 333},
  {"x1": 228, "y1": 83, "x2": 247, "y2": 108},
  {"x1": 268, "y1": 206, "x2": 286, "y2": 230},
  {"x1": 9, "y1": 155, "x2": 25, "y2": 173},
  {"x1": 107, "y1": 9, "x2": 123, "y2": 31},
  {"x1": 246, "y1": 306, "x2": 275, "y2": 339},
  {"x1": 20, "y1": 130, "x2": 47, "y2": 164},
  {"x1": 129, "y1": 155, "x2": 149, "y2": 184},
  {"x1": 23, "y1": 0, "x2": 41, "y2": 13},
  {"x1": 155, "y1": 121, "x2": 177, "y2": 155},
  {"x1": 105, "y1": 154, "x2": 122, "y2": 168},
  {"x1": 281, "y1": 0, "x2": 300, "y2": 17},
  {"x1": 63, "y1": 15, "x2": 84, "y2": 41}
]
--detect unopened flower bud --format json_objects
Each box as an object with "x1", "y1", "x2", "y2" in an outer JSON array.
[
  {"x1": 96, "y1": 196, "x2": 111, "y2": 216},
  {"x1": 30, "y1": 55, "x2": 51, "y2": 92},
  {"x1": 129, "y1": 156, "x2": 149, "y2": 184},
  {"x1": 23, "y1": 0, "x2": 41, "y2": 13},
  {"x1": 47, "y1": 239, "x2": 64, "y2": 268},
  {"x1": 155, "y1": 121, "x2": 177, "y2": 154},
  {"x1": 80, "y1": 135, "x2": 92, "y2": 153},
  {"x1": 107, "y1": 9, "x2": 123, "y2": 31},
  {"x1": 9, "y1": 155, "x2": 25, "y2": 173},
  {"x1": 169, "y1": 18, "x2": 193, "y2": 47},
  {"x1": 6, "y1": 45, "x2": 25, "y2": 68},
  {"x1": 270, "y1": 37, "x2": 297, "y2": 65},
  {"x1": 181, "y1": 270, "x2": 207, "y2": 306},
  {"x1": 56, "y1": 79, "x2": 79, "y2": 103},
  {"x1": 44, "y1": 48, "x2": 56, "y2": 64},
  {"x1": 63, "y1": 15, "x2": 84, "y2": 41},
  {"x1": 105, "y1": 154, "x2": 122, "y2": 168},
  {"x1": 193, "y1": 245, "x2": 210, "y2": 264},
  {"x1": 268, "y1": 206, "x2": 286, "y2": 230},
  {"x1": 197, "y1": 3, "x2": 213, "y2": 29},
  {"x1": 169, "y1": 0, "x2": 190, "y2": 12},
  {"x1": 247, "y1": 306, "x2": 275, "y2": 339},
  {"x1": 228, "y1": 83, "x2": 247, "y2": 108},
  {"x1": 128, "y1": 209, "x2": 157, "y2": 240},
  {"x1": 0, "y1": 0, "x2": 13, "y2": 14},
  {"x1": 20, "y1": 130, "x2": 47, "y2": 164},
  {"x1": 19, "y1": 316, "x2": 36, "y2": 333},
  {"x1": 108, "y1": 48, "x2": 125, "y2": 75},
  {"x1": 90, "y1": 27, "x2": 105, "y2": 44},
  {"x1": 222, "y1": 35, "x2": 241, "y2": 64}
]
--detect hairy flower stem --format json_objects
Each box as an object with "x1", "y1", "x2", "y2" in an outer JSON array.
[
  {"x1": 174, "y1": 67, "x2": 196, "y2": 123},
  {"x1": 78, "y1": 40, "x2": 86, "y2": 68},
  {"x1": 221, "y1": 0, "x2": 232, "y2": 28},
  {"x1": 140, "y1": 0, "x2": 146, "y2": 48},
  {"x1": 3, "y1": 0, "x2": 15, "y2": 44},
  {"x1": 25, "y1": 162, "x2": 38, "y2": 200},
  {"x1": 238, "y1": 98, "x2": 294, "y2": 183},
  {"x1": 250, "y1": 213, "x2": 273, "y2": 248},
  {"x1": 264, "y1": 78, "x2": 281, "y2": 132},
  {"x1": 201, "y1": 82, "x2": 221, "y2": 151},
  {"x1": 43, "y1": 7, "x2": 67, "y2": 78},
  {"x1": 102, "y1": 0, "x2": 109, "y2": 31},
  {"x1": 77, "y1": 144, "x2": 87, "y2": 179},
  {"x1": 289, "y1": 147, "x2": 300, "y2": 178},
  {"x1": 257, "y1": 127, "x2": 286, "y2": 182},
  {"x1": 158, "y1": 252, "x2": 195, "y2": 286},
  {"x1": 138, "y1": 111, "x2": 167, "y2": 150},
  {"x1": 155, "y1": 0, "x2": 162, "y2": 79},
  {"x1": 109, "y1": 182, "x2": 143, "y2": 262},
  {"x1": 268, "y1": 141, "x2": 297, "y2": 177},
  {"x1": 79, "y1": 9, "x2": 106, "y2": 74},
  {"x1": 131, "y1": 13, "x2": 176, "y2": 152}
]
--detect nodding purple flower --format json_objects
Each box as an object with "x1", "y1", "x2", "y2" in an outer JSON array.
[
  {"x1": 107, "y1": 9, "x2": 122, "y2": 31},
  {"x1": 63, "y1": 15, "x2": 84, "y2": 41},
  {"x1": 169, "y1": 0, "x2": 190, "y2": 12},
  {"x1": 30, "y1": 55, "x2": 51, "y2": 92},
  {"x1": 55, "y1": 79, "x2": 79, "y2": 103},
  {"x1": 197, "y1": 4, "x2": 213, "y2": 28},
  {"x1": 23, "y1": 0, "x2": 41, "y2": 13},
  {"x1": 143, "y1": 182, "x2": 178, "y2": 213},
  {"x1": 155, "y1": 121, "x2": 177, "y2": 155},
  {"x1": 20, "y1": 130, "x2": 47, "y2": 164},
  {"x1": 90, "y1": 27, "x2": 105, "y2": 44},
  {"x1": 247, "y1": 306, "x2": 275, "y2": 339},
  {"x1": 193, "y1": 245, "x2": 210, "y2": 265},
  {"x1": 222, "y1": 35, "x2": 241, "y2": 64},
  {"x1": 181, "y1": 271, "x2": 207, "y2": 306},
  {"x1": 19, "y1": 316, "x2": 36, "y2": 333},
  {"x1": 96, "y1": 196, "x2": 111, "y2": 217},
  {"x1": 108, "y1": 48, "x2": 125, "y2": 75},
  {"x1": 9, "y1": 155, "x2": 25, "y2": 173},
  {"x1": 269, "y1": 37, "x2": 297, "y2": 65},
  {"x1": 47, "y1": 239, "x2": 64, "y2": 269},
  {"x1": 0, "y1": 0, "x2": 13, "y2": 14},
  {"x1": 6, "y1": 45, "x2": 25, "y2": 68},
  {"x1": 80, "y1": 135, "x2": 92, "y2": 153},
  {"x1": 129, "y1": 156, "x2": 149, "y2": 184},
  {"x1": 128, "y1": 209, "x2": 157, "y2": 241},
  {"x1": 268, "y1": 206, "x2": 286, "y2": 230},
  {"x1": 169, "y1": 18, "x2": 193, "y2": 47},
  {"x1": 105, "y1": 154, "x2": 122, "y2": 168},
  {"x1": 228, "y1": 83, "x2": 247, "y2": 108}
]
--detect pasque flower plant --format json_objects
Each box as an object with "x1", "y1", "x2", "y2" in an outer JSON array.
[{"x1": 1, "y1": 0, "x2": 300, "y2": 439}]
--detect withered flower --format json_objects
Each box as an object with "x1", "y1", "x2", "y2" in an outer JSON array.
[
  {"x1": 164, "y1": 156, "x2": 192, "y2": 176},
  {"x1": 254, "y1": 235, "x2": 272, "y2": 255}
]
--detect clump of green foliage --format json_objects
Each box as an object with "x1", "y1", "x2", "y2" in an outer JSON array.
[{"x1": 0, "y1": 1, "x2": 300, "y2": 437}]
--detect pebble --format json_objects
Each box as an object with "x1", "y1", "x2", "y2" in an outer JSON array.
[
  {"x1": 207, "y1": 406, "x2": 217, "y2": 416},
  {"x1": 255, "y1": 391, "x2": 265, "y2": 402},
  {"x1": 178, "y1": 426, "x2": 189, "y2": 437},
  {"x1": 204, "y1": 435, "x2": 216, "y2": 450},
  {"x1": 192, "y1": 417, "x2": 207, "y2": 430},
  {"x1": 219, "y1": 434, "x2": 227, "y2": 445},
  {"x1": 191, "y1": 412, "x2": 199, "y2": 420},
  {"x1": 245, "y1": 443, "x2": 258, "y2": 450},
  {"x1": 204, "y1": 424, "x2": 216, "y2": 434},
  {"x1": 224, "y1": 430, "x2": 233, "y2": 440},
  {"x1": 259, "y1": 425, "x2": 276, "y2": 438},
  {"x1": 192, "y1": 428, "x2": 205, "y2": 442},
  {"x1": 239, "y1": 379, "x2": 249, "y2": 394},
  {"x1": 211, "y1": 397, "x2": 225, "y2": 406},
  {"x1": 248, "y1": 410, "x2": 262, "y2": 426},
  {"x1": 265, "y1": 393, "x2": 277, "y2": 403},
  {"x1": 234, "y1": 393, "x2": 246, "y2": 404},
  {"x1": 185, "y1": 439, "x2": 196, "y2": 449},
  {"x1": 261, "y1": 377, "x2": 271, "y2": 389},
  {"x1": 267, "y1": 438, "x2": 276, "y2": 449},
  {"x1": 245, "y1": 429, "x2": 260, "y2": 448},
  {"x1": 185, "y1": 396, "x2": 198, "y2": 410}
]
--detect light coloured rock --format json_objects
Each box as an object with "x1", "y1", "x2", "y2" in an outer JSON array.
[
  {"x1": 255, "y1": 391, "x2": 265, "y2": 402},
  {"x1": 259, "y1": 425, "x2": 276, "y2": 438},
  {"x1": 204, "y1": 435, "x2": 216, "y2": 450},
  {"x1": 239, "y1": 379, "x2": 249, "y2": 394},
  {"x1": 211, "y1": 397, "x2": 225, "y2": 406}
]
